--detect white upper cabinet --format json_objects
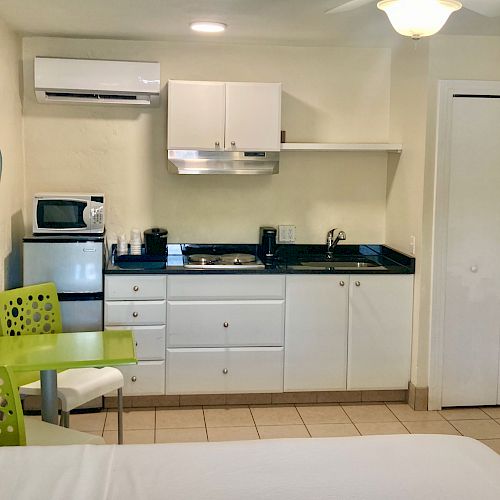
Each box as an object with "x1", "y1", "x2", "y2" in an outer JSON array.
[
  {"x1": 225, "y1": 82, "x2": 281, "y2": 151},
  {"x1": 167, "y1": 80, "x2": 281, "y2": 151},
  {"x1": 347, "y1": 275, "x2": 413, "y2": 391},
  {"x1": 167, "y1": 80, "x2": 225, "y2": 150}
]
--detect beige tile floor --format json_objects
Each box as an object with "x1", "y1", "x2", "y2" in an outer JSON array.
[{"x1": 48, "y1": 403, "x2": 500, "y2": 453}]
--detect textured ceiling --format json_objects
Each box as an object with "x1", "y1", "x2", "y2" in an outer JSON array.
[{"x1": 0, "y1": 0, "x2": 500, "y2": 46}]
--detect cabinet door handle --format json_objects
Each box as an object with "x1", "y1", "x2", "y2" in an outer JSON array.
[
  {"x1": 231, "y1": 141, "x2": 236, "y2": 146},
  {"x1": 133, "y1": 285, "x2": 139, "y2": 292},
  {"x1": 355, "y1": 281, "x2": 361, "y2": 287},
  {"x1": 339, "y1": 281, "x2": 345, "y2": 287},
  {"x1": 131, "y1": 376, "x2": 137, "y2": 382},
  {"x1": 215, "y1": 141, "x2": 220, "y2": 147},
  {"x1": 223, "y1": 322, "x2": 229, "y2": 328},
  {"x1": 135, "y1": 342, "x2": 138, "y2": 347},
  {"x1": 132, "y1": 312, "x2": 139, "y2": 318},
  {"x1": 222, "y1": 368, "x2": 228, "y2": 375}
]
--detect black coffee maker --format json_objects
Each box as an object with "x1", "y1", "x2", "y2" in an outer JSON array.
[
  {"x1": 144, "y1": 228, "x2": 168, "y2": 256},
  {"x1": 260, "y1": 227, "x2": 277, "y2": 263}
]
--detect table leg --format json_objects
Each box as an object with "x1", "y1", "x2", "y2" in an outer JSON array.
[{"x1": 40, "y1": 369, "x2": 58, "y2": 424}]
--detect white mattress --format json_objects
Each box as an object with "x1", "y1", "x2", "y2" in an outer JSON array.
[{"x1": 2, "y1": 435, "x2": 500, "y2": 500}]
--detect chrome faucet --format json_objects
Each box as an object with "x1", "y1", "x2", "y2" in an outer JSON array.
[{"x1": 327, "y1": 228, "x2": 346, "y2": 257}]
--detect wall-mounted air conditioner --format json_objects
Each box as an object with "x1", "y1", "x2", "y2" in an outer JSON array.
[{"x1": 34, "y1": 57, "x2": 161, "y2": 106}]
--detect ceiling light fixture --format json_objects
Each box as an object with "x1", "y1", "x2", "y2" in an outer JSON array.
[
  {"x1": 190, "y1": 21, "x2": 226, "y2": 33},
  {"x1": 377, "y1": 0, "x2": 462, "y2": 40}
]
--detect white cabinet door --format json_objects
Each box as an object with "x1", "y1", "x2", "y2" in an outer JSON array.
[
  {"x1": 105, "y1": 275, "x2": 166, "y2": 301},
  {"x1": 167, "y1": 300, "x2": 284, "y2": 347},
  {"x1": 284, "y1": 275, "x2": 348, "y2": 392},
  {"x1": 166, "y1": 347, "x2": 283, "y2": 394},
  {"x1": 104, "y1": 300, "x2": 166, "y2": 325},
  {"x1": 347, "y1": 275, "x2": 413, "y2": 390},
  {"x1": 225, "y1": 82, "x2": 281, "y2": 151},
  {"x1": 167, "y1": 80, "x2": 225, "y2": 150},
  {"x1": 116, "y1": 361, "x2": 165, "y2": 396},
  {"x1": 106, "y1": 325, "x2": 165, "y2": 361}
]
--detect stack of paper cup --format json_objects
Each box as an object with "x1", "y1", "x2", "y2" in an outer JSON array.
[
  {"x1": 116, "y1": 234, "x2": 128, "y2": 256},
  {"x1": 129, "y1": 228, "x2": 142, "y2": 255}
]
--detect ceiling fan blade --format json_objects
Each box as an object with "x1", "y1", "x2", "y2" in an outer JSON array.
[
  {"x1": 462, "y1": 0, "x2": 500, "y2": 17},
  {"x1": 325, "y1": 0, "x2": 375, "y2": 15}
]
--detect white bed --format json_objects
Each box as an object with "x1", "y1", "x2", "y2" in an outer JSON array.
[{"x1": 2, "y1": 435, "x2": 500, "y2": 500}]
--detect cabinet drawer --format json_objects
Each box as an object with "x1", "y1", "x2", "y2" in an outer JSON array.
[
  {"x1": 114, "y1": 361, "x2": 165, "y2": 396},
  {"x1": 167, "y1": 275, "x2": 285, "y2": 300},
  {"x1": 105, "y1": 325, "x2": 165, "y2": 360},
  {"x1": 167, "y1": 300, "x2": 284, "y2": 347},
  {"x1": 105, "y1": 275, "x2": 167, "y2": 300},
  {"x1": 105, "y1": 300, "x2": 166, "y2": 325},
  {"x1": 166, "y1": 347, "x2": 284, "y2": 394}
]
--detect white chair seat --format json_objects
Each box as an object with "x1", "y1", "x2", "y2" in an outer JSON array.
[
  {"x1": 25, "y1": 418, "x2": 105, "y2": 445},
  {"x1": 20, "y1": 367, "x2": 124, "y2": 412}
]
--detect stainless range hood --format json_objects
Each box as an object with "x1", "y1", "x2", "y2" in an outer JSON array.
[{"x1": 167, "y1": 150, "x2": 279, "y2": 175}]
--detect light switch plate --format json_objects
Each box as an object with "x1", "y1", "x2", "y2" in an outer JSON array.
[{"x1": 279, "y1": 225, "x2": 296, "y2": 243}]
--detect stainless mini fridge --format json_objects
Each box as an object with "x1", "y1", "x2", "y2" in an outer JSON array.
[{"x1": 23, "y1": 235, "x2": 104, "y2": 332}]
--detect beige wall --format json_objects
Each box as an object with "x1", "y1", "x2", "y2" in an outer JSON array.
[
  {"x1": 386, "y1": 39, "x2": 430, "y2": 388},
  {"x1": 22, "y1": 37, "x2": 392, "y2": 244},
  {"x1": 0, "y1": 19, "x2": 24, "y2": 290}
]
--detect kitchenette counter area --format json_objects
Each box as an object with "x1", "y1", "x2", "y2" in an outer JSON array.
[{"x1": 105, "y1": 243, "x2": 415, "y2": 275}]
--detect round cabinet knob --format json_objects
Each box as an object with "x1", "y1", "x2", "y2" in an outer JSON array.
[
  {"x1": 339, "y1": 281, "x2": 345, "y2": 287},
  {"x1": 133, "y1": 285, "x2": 139, "y2": 292},
  {"x1": 231, "y1": 141, "x2": 236, "y2": 146},
  {"x1": 470, "y1": 265, "x2": 478, "y2": 273},
  {"x1": 131, "y1": 376, "x2": 137, "y2": 382},
  {"x1": 223, "y1": 322, "x2": 229, "y2": 328},
  {"x1": 215, "y1": 141, "x2": 220, "y2": 147},
  {"x1": 222, "y1": 368, "x2": 228, "y2": 375},
  {"x1": 355, "y1": 281, "x2": 361, "y2": 287},
  {"x1": 132, "y1": 312, "x2": 139, "y2": 318},
  {"x1": 135, "y1": 342, "x2": 138, "y2": 347}
]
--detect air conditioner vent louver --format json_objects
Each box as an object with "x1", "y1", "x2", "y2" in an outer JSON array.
[{"x1": 34, "y1": 57, "x2": 160, "y2": 106}]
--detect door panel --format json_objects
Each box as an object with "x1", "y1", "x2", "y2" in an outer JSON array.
[
  {"x1": 442, "y1": 97, "x2": 500, "y2": 406},
  {"x1": 284, "y1": 275, "x2": 349, "y2": 391},
  {"x1": 225, "y1": 82, "x2": 281, "y2": 151},
  {"x1": 347, "y1": 275, "x2": 413, "y2": 390},
  {"x1": 167, "y1": 80, "x2": 225, "y2": 150}
]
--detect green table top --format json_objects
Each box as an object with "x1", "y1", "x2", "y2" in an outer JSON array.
[{"x1": 0, "y1": 330, "x2": 137, "y2": 371}]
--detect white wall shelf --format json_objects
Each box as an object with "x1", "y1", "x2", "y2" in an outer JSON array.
[{"x1": 280, "y1": 143, "x2": 402, "y2": 153}]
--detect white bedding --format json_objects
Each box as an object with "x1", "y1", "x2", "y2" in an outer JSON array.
[{"x1": 2, "y1": 435, "x2": 500, "y2": 500}]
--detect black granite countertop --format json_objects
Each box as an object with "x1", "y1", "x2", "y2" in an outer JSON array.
[{"x1": 105, "y1": 243, "x2": 415, "y2": 275}]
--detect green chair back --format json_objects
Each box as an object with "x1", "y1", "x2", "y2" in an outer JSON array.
[
  {"x1": 0, "y1": 282, "x2": 62, "y2": 337},
  {"x1": 0, "y1": 365, "x2": 26, "y2": 446}
]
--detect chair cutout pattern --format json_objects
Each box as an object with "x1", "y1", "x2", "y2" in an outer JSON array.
[
  {"x1": 0, "y1": 365, "x2": 26, "y2": 446},
  {"x1": 0, "y1": 282, "x2": 61, "y2": 336}
]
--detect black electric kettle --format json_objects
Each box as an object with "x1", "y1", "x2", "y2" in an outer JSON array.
[{"x1": 144, "y1": 228, "x2": 168, "y2": 256}]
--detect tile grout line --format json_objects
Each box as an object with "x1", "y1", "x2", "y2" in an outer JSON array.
[
  {"x1": 294, "y1": 404, "x2": 311, "y2": 437},
  {"x1": 202, "y1": 406, "x2": 209, "y2": 442},
  {"x1": 248, "y1": 405, "x2": 262, "y2": 439}
]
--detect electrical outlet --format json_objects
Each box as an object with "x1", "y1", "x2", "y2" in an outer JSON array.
[
  {"x1": 409, "y1": 235, "x2": 416, "y2": 256},
  {"x1": 279, "y1": 225, "x2": 296, "y2": 243}
]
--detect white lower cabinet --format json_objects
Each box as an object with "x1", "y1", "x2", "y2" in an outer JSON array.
[
  {"x1": 347, "y1": 275, "x2": 414, "y2": 390},
  {"x1": 284, "y1": 274, "x2": 414, "y2": 392},
  {"x1": 285, "y1": 275, "x2": 348, "y2": 391},
  {"x1": 105, "y1": 275, "x2": 167, "y2": 396},
  {"x1": 166, "y1": 347, "x2": 284, "y2": 394}
]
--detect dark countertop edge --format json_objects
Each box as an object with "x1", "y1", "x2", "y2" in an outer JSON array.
[{"x1": 105, "y1": 243, "x2": 415, "y2": 276}]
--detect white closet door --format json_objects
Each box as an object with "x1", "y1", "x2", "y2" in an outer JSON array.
[{"x1": 442, "y1": 96, "x2": 500, "y2": 407}]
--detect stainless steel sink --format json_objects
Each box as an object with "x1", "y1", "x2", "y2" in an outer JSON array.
[{"x1": 298, "y1": 258, "x2": 387, "y2": 271}]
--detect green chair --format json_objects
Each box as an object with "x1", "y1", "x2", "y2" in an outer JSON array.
[
  {"x1": 0, "y1": 283, "x2": 124, "y2": 443},
  {"x1": 0, "y1": 365, "x2": 104, "y2": 446}
]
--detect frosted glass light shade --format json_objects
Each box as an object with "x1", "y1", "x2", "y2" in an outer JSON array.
[{"x1": 377, "y1": 0, "x2": 462, "y2": 39}]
